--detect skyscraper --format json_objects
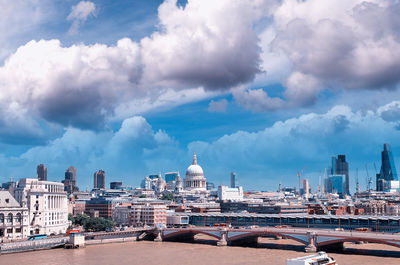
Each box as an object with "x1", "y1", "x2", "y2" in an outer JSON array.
[
  {"x1": 37, "y1": 164, "x2": 47, "y2": 181},
  {"x1": 331, "y1": 155, "x2": 349, "y2": 195},
  {"x1": 62, "y1": 166, "x2": 79, "y2": 194},
  {"x1": 94, "y1": 170, "x2": 106, "y2": 189},
  {"x1": 376, "y1": 143, "x2": 399, "y2": 191},
  {"x1": 230, "y1": 172, "x2": 237, "y2": 188}
]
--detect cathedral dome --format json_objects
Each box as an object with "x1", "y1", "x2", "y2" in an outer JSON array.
[{"x1": 185, "y1": 153, "x2": 204, "y2": 179}]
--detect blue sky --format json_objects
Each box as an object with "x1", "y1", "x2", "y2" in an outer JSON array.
[{"x1": 0, "y1": 0, "x2": 400, "y2": 192}]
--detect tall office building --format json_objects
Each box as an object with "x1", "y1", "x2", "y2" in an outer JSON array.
[
  {"x1": 94, "y1": 170, "x2": 106, "y2": 189},
  {"x1": 37, "y1": 164, "x2": 47, "y2": 181},
  {"x1": 62, "y1": 166, "x2": 79, "y2": 194},
  {"x1": 230, "y1": 172, "x2": 237, "y2": 188},
  {"x1": 331, "y1": 155, "x2": 349, "y2": 195},
  {"x1": 376, "y1": 143, "x2": 399, "y2": 191},
  {"x1": 302, "y1": 178, "x2": 310, "y2": 196},
  {"x1": 325, "y1": 175, "x2": 344, "y2": 195}
]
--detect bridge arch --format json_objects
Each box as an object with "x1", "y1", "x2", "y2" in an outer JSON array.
[
  {"x1": 228, "y1": 231, "x2": 308, "y2": 245},
  {"x1": 317, "y1": 237, "x2": 400, "y2": 249},
  {"x1": 163, "y1": 230, "x2": 221, "y2": 240}
]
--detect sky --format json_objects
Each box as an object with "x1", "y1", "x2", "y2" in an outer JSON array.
[{"x1": 0, "y1": 0, "x2": 400, "y2": 192}]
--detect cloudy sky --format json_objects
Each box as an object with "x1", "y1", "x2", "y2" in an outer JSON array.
[{"x1": 1, "y1": 0, "x2": 400, "y2": 192}]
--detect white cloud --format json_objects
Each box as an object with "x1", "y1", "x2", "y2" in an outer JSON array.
[
  {"x1": 208, "y1": 99, "x2": 228, "y2": 113},
  {"x1": 67, "y1": 1, "x2": 96, "y2": 35},
  {"x1": 233, "y1": 86, "x2": 284, "y2": 112}
]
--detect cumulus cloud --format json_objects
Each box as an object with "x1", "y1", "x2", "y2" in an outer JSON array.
[
  {"x1": 233, "y1": 86, "x2": 284, "y2": 112},
  {"x1": 208, "y1": 99, "x2": 228, "y2": 113},
  {"x1": 67, "y1": 1, "x2": 96, "y2": 35}
]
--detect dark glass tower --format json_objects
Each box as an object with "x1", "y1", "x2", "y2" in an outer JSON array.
[
  {"x1": 37, "y1": 164, "x2": 47, "y2": 181},
  {"x1": 376, "y1": 144, "x2": 398, "y2": 191},
  {"x1": 331, "y1": 155, "x2": 349, "y2": 195},
  {"x1": 94, "y1": 170, "x2": 106, "y2": 189}
]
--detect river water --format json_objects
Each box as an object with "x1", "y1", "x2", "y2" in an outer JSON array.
[{"x1": 1, "y1": 237, "x2": 399, "y2": 265}]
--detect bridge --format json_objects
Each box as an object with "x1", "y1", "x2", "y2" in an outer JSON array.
[{"x1": 152, "y1": 226, "x2": 400, "y2": 252}]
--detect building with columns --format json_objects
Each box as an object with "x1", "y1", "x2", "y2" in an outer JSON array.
[
  {"x1": 14, "y1": 178, "x2": 68, "y2": 236},
  {"x1": 184, "y1": 153, "x2": 207, "y2": 192}
]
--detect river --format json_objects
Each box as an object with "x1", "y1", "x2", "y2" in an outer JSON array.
[{"x1": 1, "y1": 237, "x2": 399, "y2": 265}]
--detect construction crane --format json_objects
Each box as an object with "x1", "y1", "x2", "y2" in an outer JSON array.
[
  {"x1": 297, "y1": 167, "x2": 305, "y2": 195},
  {"x1": 322, "y1": 168, "x2": 326, "y2": 196},
  {"x1": 365, "y1": 164, "x2": 372, "y2": 191}
]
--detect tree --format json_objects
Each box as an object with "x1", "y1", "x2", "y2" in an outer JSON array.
[{"x1": 160, "y1": 193, "x2": 174, "y2": 201}]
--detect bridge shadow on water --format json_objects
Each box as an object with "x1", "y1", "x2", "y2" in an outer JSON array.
[{"x1": 162, "y1": 235, "x2": 400, "y2": 258}]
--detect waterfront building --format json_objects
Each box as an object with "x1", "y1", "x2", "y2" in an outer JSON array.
[
  {"x1": 331, "y1": 155, "x2": 349, "y2": 195},
  {"x1": 376, "y1": 143, "x2": 399, "y2": 192},
  {"x1": 62, "y1": 166, "x2": 79, "y2": 194},
  {"x1": 37, "y1": 164, "x2": 47, "y2": 181},
  {"x1": 129, "y1": 203, "x2": 167, "y2": 227},
  {"x1": 230, "y1": 172, "x2": 237, "y2": 188},
  {"x1": 85, "y1": 198, "x2": 113, "y2": 219},
  {"x1": 217, "y1": 185, "x2": 243, "y2": 201},
  {"x1": 112, "y1": 204, "x2": 131, "y2": 226},
  {"x1": 94, "y1": 170, "x2": 106, "y2": 189},
  {"x1": 14, "y1": 178, "x2": 68, "y2": 235},
  {"x1": 184, "y1": 153, "x2": 207, "y2": 192},
  {"x1": 0, "y1": 191, "x2": 29, "y2": 240}
]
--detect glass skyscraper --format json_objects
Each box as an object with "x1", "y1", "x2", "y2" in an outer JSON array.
[
  {"x1": 376, "y1": 143, "x2": 398, "y2": 191},
  {"x1": 331, "y1": 155, "x2": 349, "y2": 195}
]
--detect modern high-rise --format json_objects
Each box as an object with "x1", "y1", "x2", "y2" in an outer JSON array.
[
  {"x1": 37, "y1": 164, "x2": 47, "y2": 181},
  {"x1": 331, "y1": 155, "x2": 349, "y2": 195},
  {"x1": 376, "y1": 143, "x2": 399, "y2": 192},
  {"x1": 230, "y1": 172, "x2": 237, "y2": 188},
  {"x1": 325, "y1": 175, "x2": 344, "y2": 195},
  {"x1": 62, "y1": 166, "x2": 79, "y2": 194},
  {"x1": 302, "y1": 178, "x2": 310, "y2": 196},
  {"x1": 94, "y1": 170, "x2": 106, "y2": 189}
]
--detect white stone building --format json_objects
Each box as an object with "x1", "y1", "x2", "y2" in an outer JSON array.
[
  {"x1": 14, "y1": 178, "x2": 68, "y2": 236},
  {"x1": 184, "y1": 153, "x2": 207, "y2": 192},
  {"x1": 0, "y1": 191, "x2": 29, "y2": 240},
  {"x1": 218, "y1": 185, "x2": 244, "y2": 201}
]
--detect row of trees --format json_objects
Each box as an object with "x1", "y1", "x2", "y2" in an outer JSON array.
[{"x1": 68, "y1": 214, "x2": 115, "y2": 232}]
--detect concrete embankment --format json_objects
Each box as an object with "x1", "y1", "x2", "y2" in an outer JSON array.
[{"x1": 85, "y1": 236, "x2": 137, "y2": 245}]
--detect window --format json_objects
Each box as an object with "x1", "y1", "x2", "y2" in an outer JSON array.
[
  {"x1": 0, "y1": 214, "x2": 4, "y2": 223},
  {"x1": 16, "y1": 213, "x2": 22, "y2": 223},
  {"x1": 5, "y1": 199, "x2": 9, "y2": 203},
  {"x1": 7, "y1": 228, "x2": 12, "y2": 234},
  {"x1": 7, "y1": 213, "x2": 13, "y2": 223},
  {"x1": 16, "y1": 228, "x2": 21, "y2": 233}
]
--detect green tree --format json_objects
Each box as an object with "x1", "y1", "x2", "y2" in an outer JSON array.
[{"x1": 160, "y1": 193, "x2": 174, "y2": 201}]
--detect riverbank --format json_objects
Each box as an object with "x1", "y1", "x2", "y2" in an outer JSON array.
[{"x1": 1, "y1": 236, "x2": 399, "y2": 265}]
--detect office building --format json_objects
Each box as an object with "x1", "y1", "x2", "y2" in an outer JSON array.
[
  {"x1": 37, "y1": 164, "x2": 47, "y2": 181},
  {"x1": 376, "y1": 143, "x2": 399, "y2": 192},
  {"x1": 326, "y1": 175, "x2": 344, "y2": 195},
  {"x1": 302, "y1": 178, "x2": 310, "y2": 196},
  {"x1": 217, "y1": 185, "x2": 243, "y2": 201},
  {"x1": 62, "y1": 166, "x2": 79, "y2": 194},
  {"x1": 230, "y1": 172, "x2": 237, "y2": 188},
  {"x1": 85, "y1": 198, "x2": 113, "y2": 219},
  {"x1": 0, "y1": 191, "x2": 29, "y2": 240},
  {"x1": 94, "y1": 170, "x2": 106, "y2": 189},
  {"x1": 110, "y1": 182, "x2": 122, "y2": 189},
  {"x1": 331, "y1": 155, "x2": 349, "y2": 195},
  {"x1": 165, "y1": 172, "x2": 179, "y2": 183},
  {"x1": 129, "y1": 204, "x2": 167, "y2": 227},
  {"x1": 14, "y1": 178, "x2": 68, "y2": 235}
]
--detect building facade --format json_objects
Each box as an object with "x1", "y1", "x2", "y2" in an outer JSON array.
[
  {"x1": 376, "y1": 143, "x2": 399, "y2": 192},
  {"x1": 0, "y1": 191, "x2": 29, "y2": 240},
  {"x1": 230, "y1": 172, "x2": 237, "y2": 188},
  {"x1": 94, "y1": 170, "x2": 106, "y2": 189},
  {"x1": 331, "y1": 155, "x2": 349, "y2": 195},
  {"x1": 62, "y1": 166, "x2": 79, "y2": 194},
  {"x1": 14, "y1": 178, "x2": 68, "y2": 235},
  {"x1": 37, "y1": 164, "x2": 47, "y2": 181},
  {"x1": 129, "y1": 203, "x2": 167, "y2": 227},
  {"x1": 217, "y1": 185, "x2": 243, "y2": 201}
]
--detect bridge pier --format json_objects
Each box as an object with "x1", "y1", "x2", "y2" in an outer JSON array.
[
  {"x1": 217, "y1": 229, "x2": 228, "y2": 246},
  {"x1": 305, "y1": 232, "x2": 317, "y2": 253},
  {"x1": 154, "y1": 230, "x2": 163, "y2": 242}
]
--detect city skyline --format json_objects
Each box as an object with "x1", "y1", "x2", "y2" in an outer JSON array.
[{"x1": 0, "y1": 0, "x2": 400, "y2": 191}]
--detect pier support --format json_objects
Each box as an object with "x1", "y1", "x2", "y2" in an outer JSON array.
[
  {"x1": 154, "y1": 230, "x2": 163, "y2": 242},
  {"x1": 217, "y1": 229, "x2": 228, "y2": 246},
  {"x1": 305, "y1": 232, "x2": 317, "y2": 253}
]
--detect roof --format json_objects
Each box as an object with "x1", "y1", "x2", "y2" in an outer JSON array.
[{"x1": 0, "y1": 190, "x2": 21, "y2": 208}]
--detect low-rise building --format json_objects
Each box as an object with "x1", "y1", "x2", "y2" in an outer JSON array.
[
  {"x1": 129, "y1": 203, "x2": 167, "y2": 227},
  {"x1": 218, "y1": 185, "x2": 243, "y2": 201}
]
